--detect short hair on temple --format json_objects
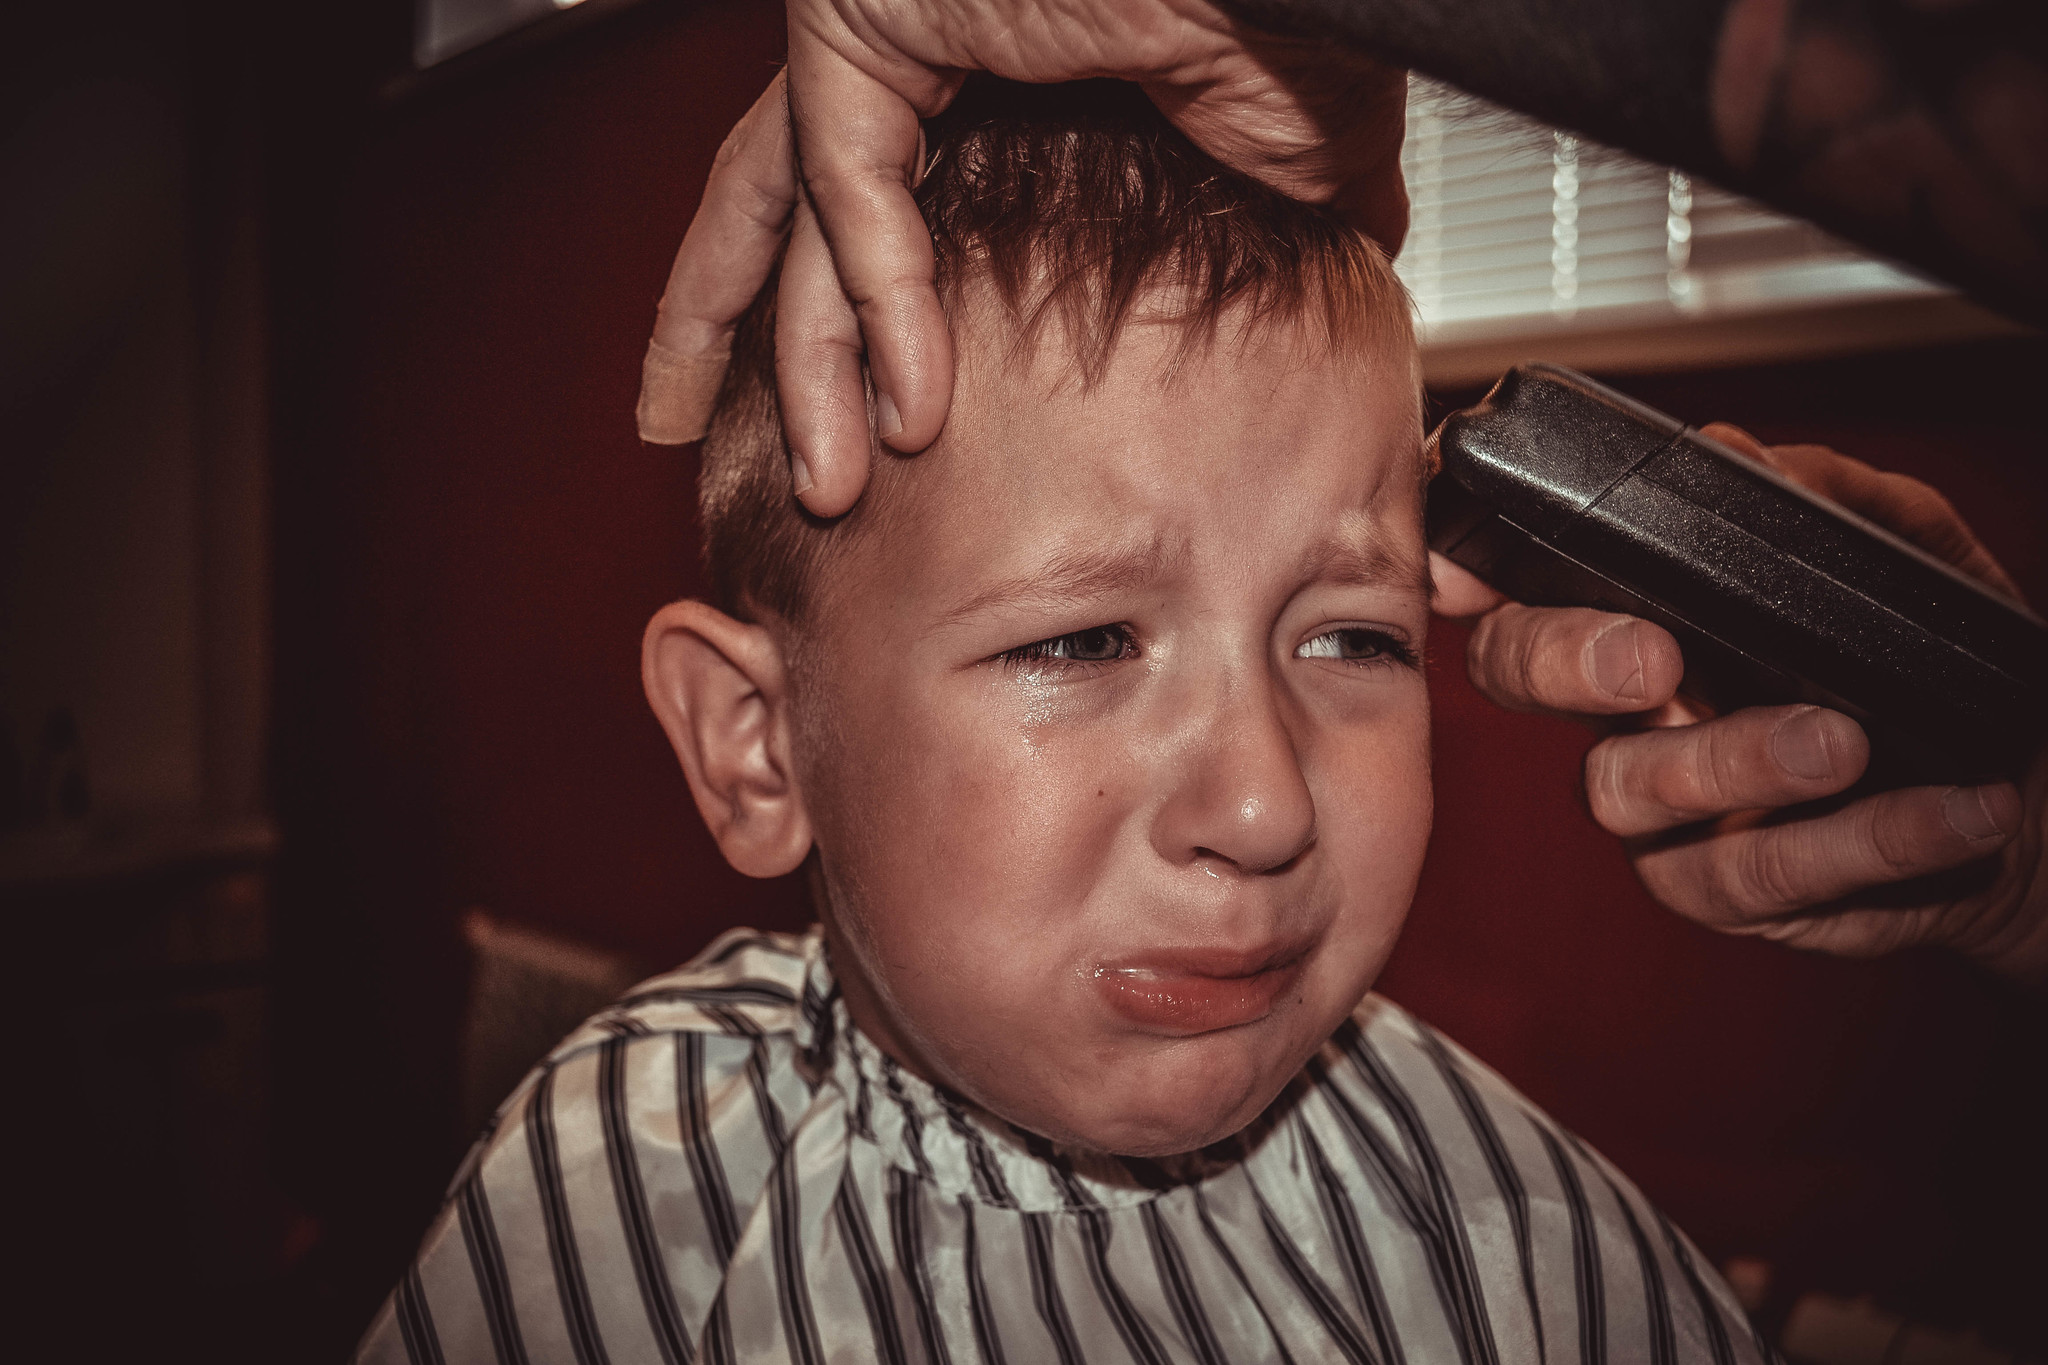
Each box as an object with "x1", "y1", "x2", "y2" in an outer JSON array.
[{"x1": 696, "y1": 77, "x2": 1413, "y2": 626}]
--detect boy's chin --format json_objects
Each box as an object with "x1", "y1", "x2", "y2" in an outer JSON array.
[
  {"x1": 1017, "y1": 1035, "x2": 1305, "y2": 1158},
  {"x1": 1081, "y1": 1111, "x2": 1261, "y2": 1160}
]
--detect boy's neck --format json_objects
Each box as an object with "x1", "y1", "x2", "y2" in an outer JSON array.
[{"x1": 821, "y1": 914, "x2": 951, "y2": 1089}]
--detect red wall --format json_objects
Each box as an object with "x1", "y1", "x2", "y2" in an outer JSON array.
[
  {"x1": 1389, "y1": 357, "x2": 2048, "y2": 1337},
  {"x1": 300, "y1": 0, "x2": 808, "y2": 960},
  {"x1": 270, "y1": 0, "x2": 2048, "y2": 1347}
]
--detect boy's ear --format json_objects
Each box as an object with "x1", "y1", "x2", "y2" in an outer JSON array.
[{"x1": 642, "y1": 600, "x2": 812, "y2": 878}]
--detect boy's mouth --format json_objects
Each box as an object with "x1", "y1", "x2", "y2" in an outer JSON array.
[{"x1": 1092, "y1": 944, "x2": 1311, "y2": 1036}]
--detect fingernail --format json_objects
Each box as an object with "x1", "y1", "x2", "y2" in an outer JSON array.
[
  {"x1": 877, "y1": 391, "x2": 903, "y2": 440},
  {"x1": 1769, "y1": 706, "x2": 1837, "y2": 781},
  {"x1": 1942, "y1": 784, "x2": 2018, "y2": 842},
  {"x1": 791, "y1": 454, "x2": 814, "y2": 497},
  {"x1": 1589, "y1": 620, "x2": 1646, "y2": 702}
]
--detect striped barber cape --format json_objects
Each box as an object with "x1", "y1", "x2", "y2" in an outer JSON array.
[{"x1": 358, "y1": 927, "x2": 1768, "y2": 1365}]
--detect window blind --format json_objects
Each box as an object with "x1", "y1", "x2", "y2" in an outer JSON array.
[{"x1": 1395, "y1": 78, "x2": 2004, "y2": 381}]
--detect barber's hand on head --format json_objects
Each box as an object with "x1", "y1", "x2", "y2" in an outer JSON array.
[
  {"x1": 638, "y1": 70, "x2": 799, "y2": 445},
  {"x1": 637, "y1": 0, "x2": 1409, "y2": 515},
  {"x1": 1434, "y1": 423, "x2": 2048, "y2": 988}
]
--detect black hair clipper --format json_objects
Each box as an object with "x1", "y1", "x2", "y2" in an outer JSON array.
[{"x1": 1426, "y1": 363, "x2": 2048, "y2": 785}]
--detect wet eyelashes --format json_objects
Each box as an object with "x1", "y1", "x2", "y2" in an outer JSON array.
[
  {"x1": 999, "y1": 624, "x2": 1139, "y2": 671},
  {"x1": 995, "y1": 623, "x2": 1416, "y2": 674},
  {"x1": 1294, "y1": 627, "x2": 1418, "y2": 667}
]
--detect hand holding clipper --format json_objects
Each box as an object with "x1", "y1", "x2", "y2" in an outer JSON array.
[
  {"x1": 1429, "y1": 365, "x2": 2048, "y2": 981},
  {"x1": 1428, "y1": 364, "x2": 2048, "y2": 785}
]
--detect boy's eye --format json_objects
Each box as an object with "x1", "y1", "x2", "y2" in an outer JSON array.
[
  {"x1": 999, "y1": 624, "x2": 1137, "y2": 669},
  {"x1": 1295, "y1": 627, "x2": 1417, "y2": 667}
]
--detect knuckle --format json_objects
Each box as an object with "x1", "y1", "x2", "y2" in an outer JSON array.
[
  {"x1": 848, "y1": 266, "x2": 936, "y2": 315},
  {"x1": 1464, "y1": 612, "x2": 1513, "y2": 700},
  {"x1": 1582, "y1": 739, "x2": 1632, "y2": 831},
  {"x1": 731, "y1": 174, "x2": 794, "y2": 233},
  {"x1": 798, "y1": 162, "x2": 883, "y2": 220},
  {"x1": 1707, "y1": 714, "x2": 1779, "y2": 807},
  {"x1": 1537, "y1": 612, "x2": 1594, "y2": 703},
  {"x1": 1863, "y1": 799, "x2": 1928, "y2": 876},
  {"x1": 1511, "y1": 611, "x2": 1551, "y2": 701},
  {"x1": 1881, "y1": 469, "x2": 1945, "y2": 510},
  {"x1": 1586, "y1": 721, "x2": 1746, "y2": 836},
  {"x1": 1678, "y1": 722, "x2": 1734, "y2": 812},
  {"x1": 1636, "y1": 747, "x2": 1692, "y2": 822},
  {"x1": 1536, "y1": 608, "x2": 1606, "y2": 706},
  {"x1": 1469, "y1": 605, "x2": 1601, "y2": 711},
  {"x1": 1639, "y1": 723, "x2": 1723, "y2": 821},
  {"x1": 1461, "y1": 617, "x2": 1494, "y2": 688},
  {"x1": 1730, "y1": 831, "x2": 1805, "y2": 914}
]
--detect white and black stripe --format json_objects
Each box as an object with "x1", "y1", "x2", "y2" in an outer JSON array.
[
  {"x1": 1341, "y1": 1027, "x2": 1501, "y2": 1365},
  {"x1": 1243, "y1": 1154, "x2": 1385, "y2": 1362},
  {"x1": 1137, "y1": 1201, "x2": 1228, "y2": 1365},
  {"x1": 749, "y1": 1045, "x2": 825, "y2": 1365},
  {"x1": 678, "y1": 1034, "x2": 741, "y2": 1266},
  {"x1": 526, "y1": 1067, "x2": 612, "y2": 1365},
  {"x1": 833, "y1": 1165, "x2": 912, "y2": 1364},
  {"x1": 1187, "y1": 1185, "x2": 1300, "y2": 1364},
  {"x1": 960, "y1": 1195, "x2": 1009, "y2": 1365},
  {"x1": 886, "y1": 1167, "x2": 955, "y2": 1365},
  {"x1": 1536, "y1": 1121, "x2": 1607, "y2": 1365},
  {"x1": 456, "y1": 1174, "x2": 530, "y2": 1365},
  {"x1": 597, "y1": 1038, "x2": 693, "y2": 1365},
  {"x1": 1424, "y1": 1032, "x2": 1546, "y2": 1361},
  {"x1": 396, "y1": 1265, "x2": 446, "y2": 1365},
  {"x1": 1301, "y1": 1119, "x2": 1404, "y2": 1363},
  {"x1": 358, "y1": 928, "x2": 1772, "y2": 1365}
]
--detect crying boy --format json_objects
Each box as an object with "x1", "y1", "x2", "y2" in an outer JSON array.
[{"x1": 359, "y1": 80, "x2": 1761, "y2": 1365}]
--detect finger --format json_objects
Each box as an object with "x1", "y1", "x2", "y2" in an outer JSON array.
[
  {"x1": 1770, "y1": 446, "x2": 2021, "y2": 599},
  {"x1": 1633, "y1": 780, "x2": 2024, "y2": 929},
  {"x1": 1698, "y1": 422, "x2": 2022, "y2": 600},
  {"x1": 785, "y1": 24, "x2": 955, "y2": 457},
  {"x1": 777, "y1": 194, "x2": 870, "y2": 515},
  {"x1": 1465, "y1": 604, "x2": 1684, "y2": 716},
  {"x1": 1696, "y1": 421, "x2": 1775, "y2": 465},
  {"x1": 639, "y1": 72, "x2": 797, "y2": 445},
  {"x1": 1144, "y1": 50, "x2": 1412, "y2": 254},
  {"x1": 1428, "y1": 552, "x2": 1504, "y2": 618},
  {"x1": 1747, "y1": 900, "x2": 1976, "y2": 960},
  {"x1": 1586, "y1": 704, "x2": 1869, "y2": 837}
]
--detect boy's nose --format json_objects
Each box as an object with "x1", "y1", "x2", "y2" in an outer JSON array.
[{"x1": 1150, "y1": 679, "x2": 1317, "y2": 877}]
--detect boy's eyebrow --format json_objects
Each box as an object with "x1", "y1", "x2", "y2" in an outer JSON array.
[
  {"x1": 1305, "y1": 538, "x2": 1434, "y2": 600},
  {"x1": 937, "y1": 536, "x2": 1185, "y2": 626}
]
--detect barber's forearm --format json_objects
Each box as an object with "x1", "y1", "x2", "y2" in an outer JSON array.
[{"x1": 1216, "y1": 0, "x2": 2048, "y2": 323}]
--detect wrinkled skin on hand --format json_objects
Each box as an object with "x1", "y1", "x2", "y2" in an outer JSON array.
[
  {"x1": 643, "y1": 0, "x2": 1406, "y2": 512},
  {"x1": 1433, "y1": 423, "x2": 2046, "y2": 987}
]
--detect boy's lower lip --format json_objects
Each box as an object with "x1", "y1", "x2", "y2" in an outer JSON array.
[{"x1": 1094, "y1": 956, "x2": 1308, "y2": 1035}]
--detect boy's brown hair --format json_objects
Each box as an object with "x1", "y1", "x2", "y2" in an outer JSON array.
[{"x1": 698, "y1": 77, "x2": 1413, "y2": 626}]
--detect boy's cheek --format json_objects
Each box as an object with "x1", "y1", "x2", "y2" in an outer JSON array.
[
  {"x1": 1304, "y1": 716, "x2": 1435, "y2": 954},
  {"x1": 1303, "y1": 699, "x2": 1435, "y2": 823},
  {"x1": 899, "y1": 684, "x2": 1141, "y2": 846},
  {"x1": 824, "y1": 689, "x2": 1138, "y2": 939}
]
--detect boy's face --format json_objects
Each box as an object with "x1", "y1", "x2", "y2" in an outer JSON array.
[{"x1": 794, "y1": 309, "x2": 1431, "y2": 1157}]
